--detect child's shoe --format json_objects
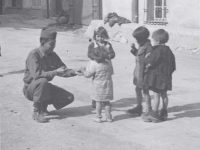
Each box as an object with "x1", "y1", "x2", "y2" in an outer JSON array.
[
  {"x1": 93, "y1": 115, "x2": 102, "y2": 123},
  {"x1": 141, "y1": 109, "x2": 152, "y2": 122},
  {"x1": 106, "y1": 114, "x2": 113, "y2": 123},
  {"x1": 126, "y1": 105, "x2": 143, "y2": 116},
  {"x1": 142, "y1": 110, "x2": 160, "y2": 123},
  {"x1": 149, "y1": 111, "x2": 160, "y2": 123},
  {"x1": 160, "y1": 108, "x2": 168, "y2": 121}
]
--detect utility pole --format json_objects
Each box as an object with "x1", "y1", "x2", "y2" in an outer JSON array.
[{"x1": 132, "y1": 0, "x2": 139, "y2": 23}]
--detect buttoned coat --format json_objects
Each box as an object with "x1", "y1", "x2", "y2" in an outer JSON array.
[{"x1": 144, "y1": 45, "x2": 176, "y2": 91}]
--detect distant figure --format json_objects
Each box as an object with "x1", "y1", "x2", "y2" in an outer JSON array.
[
  {"x1": 87, "y1": 26, "x2": 115, "y2": 108},
  {"x1": 81, "y1": 47, "x2": 114, "y2": 123},
  {"x1": 23, "y1": 27, "x2": 80, "y2": 123},
  {"x1": 144, "y1": 29, "x2": 176, "y2": 121}
]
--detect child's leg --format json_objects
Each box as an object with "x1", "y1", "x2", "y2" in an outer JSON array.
[
  {"x1": 104, "y1": 101, "x2": 111, "y2": 115},
  {"x1": 93, "y1": 101, "x2": 103, "y2": 123},
  {"x1": 135, "y1": 86, "x2": 143, "y2": 106},
  {"x1": 127, "y1": 86, "x2": 143, "y2": 115},
  {"x1": 160, "y1": 91, "x2": 168, "y2": 120},
  {"x1": 143, "y1": 88, "x2": 152, "y2": 111},
  {"x1": 104, "y1": 101, "x2": 113, "y2": 122},
  {"x1": 96, "y1": 101, "x2": 102, "y2": 117},
  {"x1": 161, "y1": 91, "x2": 168, "y2": 109},
  {"x1": 153, "y1": 92, "x2": 160, "y2": 112},
  {"x1": 142, "y1": 91, "x2": 160, "y2": 123}
]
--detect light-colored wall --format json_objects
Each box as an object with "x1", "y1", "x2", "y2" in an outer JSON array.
[
  {"x1": 102, "y1": 0, "x2": 132, "y2": 20},
  {"x1": 167, "y1": 0, "x2": 199, "y2": 29},
  {"x1": 138, "y1": 0, "x2": 200, "y2": 29}
]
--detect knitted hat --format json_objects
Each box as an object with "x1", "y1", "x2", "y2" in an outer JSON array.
[{"x1": 40, "y1": 27, "x2": 57, "y2": 39}]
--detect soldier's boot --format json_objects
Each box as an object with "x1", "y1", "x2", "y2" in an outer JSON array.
[
  {"x1": 32, "y1": 103, "x2": 48, "y2": 123},
  {"x1": 40, "y1": 102, "x2": 49, "y2": 116}
]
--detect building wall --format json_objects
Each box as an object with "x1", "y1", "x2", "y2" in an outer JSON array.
[
  {"x1": 138, "y1": 0, "x2": 199, "y2": 29},
  {"x1": 102, "y1": 0, "x2": 132, "y2": 20},
  {"x1": 3, "y1": 0, "x2": 57, "y2": 18},
  {"x1": 167, "y1": 0, "x2": 199, "y2": 29}
]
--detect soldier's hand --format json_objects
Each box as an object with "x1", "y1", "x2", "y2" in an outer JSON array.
[{"x1": 56, "y1": 67, "x2": 66, "y2": 76}]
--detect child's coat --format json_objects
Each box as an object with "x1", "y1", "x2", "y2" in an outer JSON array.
[
  {"x1": 85, "y1": 60, "x2": 113, "y2": 102},
  {"x1": 144, "y1": 45, "x2": 176, "y2": 91}
]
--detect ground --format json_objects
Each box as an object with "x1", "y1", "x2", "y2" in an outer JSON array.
[{"x1": 0, "y1": 15, "x2": 200, "y2": 150}]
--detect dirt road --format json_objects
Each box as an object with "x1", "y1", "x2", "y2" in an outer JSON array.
[{"x1": 0, "y1": 20, "x2": 200, "y2": 150}]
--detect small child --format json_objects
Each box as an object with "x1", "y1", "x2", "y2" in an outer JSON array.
[
  {"x1": 127, "y1": 26, "x2": 156, "y2": 122},
  {"x1": 87, "y1": 26, "x2": 115, "y2": 108},
  {"x1": 81, "y1": 47, "x2": 114, "y2": 123},
  {"x1": 144, "y1": 29, "x2": 176, "y2": 121}
]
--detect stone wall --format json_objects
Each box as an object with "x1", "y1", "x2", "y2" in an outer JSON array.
[{"x1": 84, "y1": 20, "x2": 200, "y2": 52}]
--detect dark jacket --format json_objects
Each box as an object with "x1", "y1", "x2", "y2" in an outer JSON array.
[
  {"x1": 144, "y1": 45, "x2": 176, "y2": 91},
  {"x1": 131, "y1": 40, "x2": 153, "y2": 88}
]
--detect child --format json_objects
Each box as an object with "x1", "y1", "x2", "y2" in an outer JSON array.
[
  {"x1": 87, "y1": 26, "x2": 115, "y2": 108},
  {"x1": 81, "y1": 47, "x2": 114, "y2": 123},
  {"x1": 144, "y1": 29, "x2": 176, "y2": 121},
  {"x1": 127, "y1": 26, "x2": 156, "y2": 122}
]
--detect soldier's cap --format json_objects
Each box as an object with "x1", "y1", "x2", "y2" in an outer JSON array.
[{"x1": 40, "y1": 27, "x2": 57, "y2": 40}]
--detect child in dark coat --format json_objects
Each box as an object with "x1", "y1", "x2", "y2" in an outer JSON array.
[
  {"x1": 144, "y1": 29, "x2": 176, "y2": 121},
  {"x1": 127, "y1": 26, "x2": 155, "y2": 122},
  {"x1": 87, "y1": 26, "x2": 115, "y2": 108}
]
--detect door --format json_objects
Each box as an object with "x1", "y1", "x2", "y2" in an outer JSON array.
[
  {"x1": 56, "y1": 0, "x2": 62, "y2": 14},
  {"x1": 71, "y1": 0, "x2": 102, "y2": 25},
  {"x1": 0, "y1": 0, "x2": 3, "y2": 15}
]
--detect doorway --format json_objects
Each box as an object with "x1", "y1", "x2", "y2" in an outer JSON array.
[{"x1": 0, "y1": 0, "x2": 3, "y2": 15}]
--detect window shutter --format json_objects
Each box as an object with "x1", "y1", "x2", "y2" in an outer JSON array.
[{"x1": 146, "y1": 0, "x2": 154, "y2": 22}]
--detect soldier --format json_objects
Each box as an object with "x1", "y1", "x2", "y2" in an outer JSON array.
[{"x1": 23, "y1": 27, "x2": 79, "y2": 123}]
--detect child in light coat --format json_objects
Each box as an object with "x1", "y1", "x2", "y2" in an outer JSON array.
[{"x1": 81, "y1": 47, "x2": 114, "y2": 123}]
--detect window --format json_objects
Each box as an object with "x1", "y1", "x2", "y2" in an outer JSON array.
[
  {"x1": 32, "y1": 0, "x2": 42, "y2": 9},
  {"x1": 144, "y1": 0, "x2": 168, "y2": 25}
]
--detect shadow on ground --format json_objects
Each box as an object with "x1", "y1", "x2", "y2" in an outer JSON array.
[
  {"x1": 0, "y1": 69, "x2": 25, "y2": 77},
  {"x1": 168, "y1": 103, "x2": 200, "y2": 120}
]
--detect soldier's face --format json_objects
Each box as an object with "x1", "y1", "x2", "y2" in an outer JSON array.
[{"x1": 43, "y1": 39, "x2": 56, "y2": 54}]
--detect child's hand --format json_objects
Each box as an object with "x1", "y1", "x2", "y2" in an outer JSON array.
[
  {"x1": 75, "y1": 68, "x2": 83, "y2": 76},
  {"x1": 145, "y1": 53, "x2": 151, "y2": 58},
  {"x1": 131, "y1": 43, "x2": 136, "y2": 49},
  {"x1": 80, "y1": 67, "x2": 86, "y2": 72}
]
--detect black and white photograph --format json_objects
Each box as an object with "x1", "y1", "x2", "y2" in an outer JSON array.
[{"x1": 0, "y1": 0, "x2": 200, "y2": 150}]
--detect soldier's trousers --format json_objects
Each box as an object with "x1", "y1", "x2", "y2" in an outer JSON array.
[{"x1": 23, "y1": 78, "x2": 74, "y2": 110}]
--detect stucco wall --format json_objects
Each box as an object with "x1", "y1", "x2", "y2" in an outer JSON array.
[
  {"x1": 167, "y1": 0, "x2": 199, "y2": 29},
  {"x1": 102, "y1": 0, "x2": 132, "y2": 20},
  {"x1": 138, "y1": 0, "x2": 200, "y2": 29}
]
